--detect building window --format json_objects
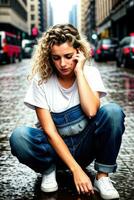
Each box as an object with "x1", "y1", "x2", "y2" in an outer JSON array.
[
  {"x1": 0, "y1": 0, "x2": 10, "y2": 5},
  {"x1": 10, "y1": 0, "x2": 27, "y2": 21},
  {"x1": 31, "y1": 14, "x2": 35, "y2": 20},
  {"x1": 31, "y1": 24, "x2": 35, "y2": 31},
  {"x1": 31, "y1": 4, "x2": 35, "y2": 11}
]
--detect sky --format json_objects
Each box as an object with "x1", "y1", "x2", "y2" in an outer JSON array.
[{"x1": 49, "y1": 0, "x2": 78, "y2": 24}]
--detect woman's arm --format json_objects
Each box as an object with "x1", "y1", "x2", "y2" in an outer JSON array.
[
  {"x1": 36, "y1": 107, "x2": 94, "y2": 195},
  {"x1": 73, "y1": 51, "x2": 100, "y2": 117}
]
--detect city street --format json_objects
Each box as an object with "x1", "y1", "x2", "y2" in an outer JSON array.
[{"x1": 0, "y1": 59, "x2": 134, "y2": 200}]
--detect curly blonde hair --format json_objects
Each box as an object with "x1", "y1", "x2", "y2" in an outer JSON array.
[{"x1": 29, "y1": 24, "x2": 91, "y2": 82}]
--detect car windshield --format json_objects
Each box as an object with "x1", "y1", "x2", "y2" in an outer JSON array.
[
  {"x1": 131, "y1": 36, "x2": 134, "y2": 45},
  {"x1": 25, "y1": 43, "x2": 33, "y2": 48},
  {"x1": 103, "y1": 39, "x2": 111, "y2": 44},
  {"x1": 120, "y1": 36, "x2": 134, "y2": 46},
  {"x1": 103, "y1": 39, "x2": 117, "y2": 45}
]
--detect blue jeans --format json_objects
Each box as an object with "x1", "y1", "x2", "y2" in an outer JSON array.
[{"x1": 10, "y1": 103, "x2": 125, "y2": 174}]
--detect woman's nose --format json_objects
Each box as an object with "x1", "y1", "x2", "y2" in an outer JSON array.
[{"x1": 61, "y1": 57, "x2": 66, "y2": 66}]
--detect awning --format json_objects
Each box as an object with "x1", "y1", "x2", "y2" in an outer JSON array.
[{"x1": 97, "y1": 21, "x2": 111, "y2": 34}]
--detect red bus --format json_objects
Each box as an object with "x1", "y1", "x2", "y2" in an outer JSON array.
[{"x1": 0, "y1": 31, "x2": 22, "y2": 64}]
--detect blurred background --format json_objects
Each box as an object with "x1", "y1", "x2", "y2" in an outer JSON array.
[{"x1": 0, "y1": 0, "x2": 134, "y2": 68}]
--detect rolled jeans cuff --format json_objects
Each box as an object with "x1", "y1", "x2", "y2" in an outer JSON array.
[
  {"x1": 42, "y1": 164, "x2": 56, "y2": 175},
  {"x1": 94, "y1": 162, "x2": 117, "y2": 173}
]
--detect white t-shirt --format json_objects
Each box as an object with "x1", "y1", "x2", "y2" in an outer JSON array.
[{"x1": 24, "y1": 65, "x2": 107, "y2": 113}]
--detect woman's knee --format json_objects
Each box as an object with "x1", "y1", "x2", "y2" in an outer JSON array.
[
  {"x1": 10, "y1": 126, "x2": 29, "y2": 155},
  {"x1": 95, "y1": 103, "x2": 125, "y2": 137},
  {"x1": 100, "y1": 102, "x2": 125, "y2": 123}
]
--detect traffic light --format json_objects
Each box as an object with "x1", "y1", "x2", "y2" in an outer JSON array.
[{"x1": 32, "y1": 26, "x2": 38, "y2": 37}]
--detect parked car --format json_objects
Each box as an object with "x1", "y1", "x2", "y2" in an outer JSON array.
[
  {"x1": 94, "y1": 38, "x2": 118, "y2": 62},
  {"x1": 22, "y1": 39, "x2": 35, "y2": 58},
  {"x1": 116, "y1": 35, "x2": 134, "y2": 67},
  {"x1": 0, "y1": 31, "x2": 22, "y2": 64}
]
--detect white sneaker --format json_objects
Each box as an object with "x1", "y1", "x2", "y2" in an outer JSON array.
[
  {"x1": 41, "y1": 169, "x2": 58, "y2": 193},
  {"x1": 94, "y1": 177, "x2": 120, "y2": 199}
]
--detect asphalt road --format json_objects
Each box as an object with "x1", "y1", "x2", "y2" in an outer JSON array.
[{"x1": 0, "y1": 59, "x2": 134, "y2": 200}]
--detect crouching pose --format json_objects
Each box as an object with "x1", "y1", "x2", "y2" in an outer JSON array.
[{"x1": 10, "y1": 24, "x2": 125, "y2": 199}]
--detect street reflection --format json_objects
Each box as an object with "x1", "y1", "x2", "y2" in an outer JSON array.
[
  {"x1": 36, "y1": 191, "x2": 101, "y2": 200},
  {"x1": 0, "y1": 60, "x2": 134, "y2": 200},
  {"x1": 34, "y1": 171, "x2": 102, "y2": 200},
  {"x1": 124, "y1": 75, "x2": 134, "y2": 101}
]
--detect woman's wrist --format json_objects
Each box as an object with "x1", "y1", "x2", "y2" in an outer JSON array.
[
  {"x1": 70, "y1": 162, "x2": 82, "y2": 174},
  {"x1": 74, "y1": 68, "x2": 84, "y2": 77}
]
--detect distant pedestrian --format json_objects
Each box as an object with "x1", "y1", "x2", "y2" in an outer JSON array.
[{"x1": 10, "y1": 24, "x2": 125, "y2": 199}]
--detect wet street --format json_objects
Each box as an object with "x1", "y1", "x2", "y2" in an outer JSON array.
[{"x1": 0, "y1": 59, "x2": 134, "y2": 200}]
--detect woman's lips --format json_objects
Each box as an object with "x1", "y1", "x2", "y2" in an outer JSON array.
[{"x1": 61, "y1": 68, "x2": 69, "y2": 72}]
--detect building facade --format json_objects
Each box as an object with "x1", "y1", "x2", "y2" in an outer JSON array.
[
  {"x1": 80, "y1": 0, "x2": 134, "y2": 42},
  {"x1": 96, "y1": 0, "x2": 112, "y2": 38},
  {"x1": 80, "y1": 0, "x2": 97, "y2": 44},
  {"x1": 0, "y1": 0, "x2": 27, "y2": 37},
  {"x1": 27, "y1": 0, "x2": 48, "y2": 37},
  {"x1": 111, "y1": 0, "x2": 134, "y2": 39},
  {"x1": 0, "y1": 0, "x2": 48, "y2": 39},
  {"x1": 86, "y1": 0, "x2": 96, "y2": 42},
  {"x1": 96, "y1": 0, "x2": 134, "y2": 40},
  {"x1": 46, "y1": 0, "x2": 53, "y2": 28},
  {"x1": 80, "y1": 0, "x2": 90, "y2": 35}
]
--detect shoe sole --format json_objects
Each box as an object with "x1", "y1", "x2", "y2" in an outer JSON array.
[
  {"x1": 41, "y1": 185, "x2": 58, "y2": 193},
  {"x1": 94, "y1": 187, "x2": 120, "y2": 200}
]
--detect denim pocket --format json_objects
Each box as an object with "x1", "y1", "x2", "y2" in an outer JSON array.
[{"x1": 51, "y1": 105, "x2": 89, "y2": 137}]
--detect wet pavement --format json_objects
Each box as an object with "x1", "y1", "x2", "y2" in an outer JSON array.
[{"x1": 0, "y1": 59, "x2": 134, "y2": 200}]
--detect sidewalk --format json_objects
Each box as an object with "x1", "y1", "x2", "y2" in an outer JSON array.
[{"x1": 0, "y1": 59, "x2": 134, "y2": 200}]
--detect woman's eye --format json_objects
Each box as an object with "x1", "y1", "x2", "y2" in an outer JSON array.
[
  {"x1": 65, "y1": 55, "x2": 73, "y2": 59},
  {"x1": 51, "y1": 54, "x2": 73, "y2": 60},
  {"x1": 52, "y1": 56, "x2": 60, "y2": 61}
]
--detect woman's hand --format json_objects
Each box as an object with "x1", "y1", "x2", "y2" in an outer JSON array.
[
  {"x1": 73, "y1": 50, "x2": 86, "y2": 74},
  {"x1": 72, "y1": 165, "x2": 94, "y2": 195}
]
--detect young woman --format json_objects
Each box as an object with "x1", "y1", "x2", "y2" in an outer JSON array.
[{"x1": 10, "y1": 24, "x2": 125, "y2": 199}]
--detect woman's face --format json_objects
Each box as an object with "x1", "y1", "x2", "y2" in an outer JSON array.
[{"x1": 50, "y1": 42, "x2": 77, "y2": 77}]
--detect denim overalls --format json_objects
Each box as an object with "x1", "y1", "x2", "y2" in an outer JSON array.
[{"x1": 10, "y1": 103, "x2": 125, "y2": 174}]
